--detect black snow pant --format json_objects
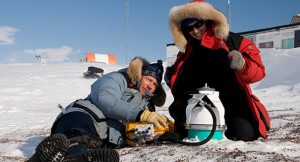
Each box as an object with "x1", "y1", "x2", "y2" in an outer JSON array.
[
  {"x1": 168, "y1": 99, "x2": 189, "y2": 140},
  {"x1": 223, "y1": 102, "x2": 260, "y2": 142},
  {"x1": 51, "y1": 111, "x2": 99, "y2": 139}
]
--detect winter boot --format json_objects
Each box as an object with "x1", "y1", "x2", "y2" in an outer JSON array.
[
  {"x1": 63, "y1": 148, "x2": 119, "y2": 162},
  {"x1": 26, "y1": 133, "x2": 69, "y2": 162},
  {"x1": 63, "y1": 135, "x2": 119, "y2": 162}
]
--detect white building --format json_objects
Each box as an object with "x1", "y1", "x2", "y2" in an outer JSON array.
[
  {"x1": 238, "y1": 14, "x2": 300, "y2": 49},
  {"x1": 165, "y1": 43, "x2": 179, "y2": 67}
]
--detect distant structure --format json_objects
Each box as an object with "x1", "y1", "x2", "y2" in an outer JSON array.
[
  {"x1": 226, "y1": 0, "x2": 231, "y2": 29},
  {"x1": 238, "y1": 14, "x2": 300, "y2": 49},
  {"x1": 290, "y1": 14, "x2": 300, "y2": 24},
  {"x1": 125, "y1": 0, "x2": 129, "y2": 64},
  {"x1": 35, "y1": 55, "x2": 47, "y2": 64},
  {"x1": 165, "y1": 44, "x2": 178, "y2": 67},
  {"x1": 85, "y1": 53, "x2": 116, "y2": 64},
  {"x1": 40, "y1": 58, "x2": 47, "y2": 64}
]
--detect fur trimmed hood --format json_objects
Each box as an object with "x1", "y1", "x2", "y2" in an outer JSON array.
[
  {"x1": 169, "y1": 0, "x2": 229, "y2": 52},
  {"x1": 127, "y1": 57, "x2": 166, "y2": 107}
]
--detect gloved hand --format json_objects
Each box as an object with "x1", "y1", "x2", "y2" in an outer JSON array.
[
  {"x1": 140, "y1": 110, "x2": 168, "y2": 129},
  {"x1": 228, "y1": 50, "x2": 245, "y2": 70}
]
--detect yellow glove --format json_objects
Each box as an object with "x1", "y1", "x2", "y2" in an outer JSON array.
[{"x1": 140, "y1": 110, "x2": 168, "y2": 129}]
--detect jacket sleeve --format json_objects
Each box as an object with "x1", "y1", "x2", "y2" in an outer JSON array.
[
  {"x1": 237, "y1": 37, "x2": 266, "y2": 84},
  {"x1": 89, "y1": 72, "x2": 141, "y2": 122}
]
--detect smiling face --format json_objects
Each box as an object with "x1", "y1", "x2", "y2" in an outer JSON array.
[
  {"x1": 139, "y1": 75, "x2": 159, "y2": 96},
  {"x1": 185, "y1": 20, "x2": 207, "y2": 40}
]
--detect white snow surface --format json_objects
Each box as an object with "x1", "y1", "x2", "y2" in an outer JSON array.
[{"x1": 0, "y1": 48, "x2": 300, "y2": 162}]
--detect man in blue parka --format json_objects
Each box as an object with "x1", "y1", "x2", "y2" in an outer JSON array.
[{"x1": 27, "y1": 57, "x2": 168, "y2": 162}]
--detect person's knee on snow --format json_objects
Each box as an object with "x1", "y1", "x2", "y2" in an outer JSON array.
[{"x1": 225, "y1": 118, "x2": 260, "y2": 141}]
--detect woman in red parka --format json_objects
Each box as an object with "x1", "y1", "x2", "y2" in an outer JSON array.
[{"x1": 165, "y1": 0, "x2": 270, "y2": 141}]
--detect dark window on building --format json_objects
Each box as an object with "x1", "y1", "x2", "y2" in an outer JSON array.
[
  {"x1": 295, "y1": 30, "x2": 300, "y2": 48},
  {"x1": 259, "y1": 41, "x2": 274, "y2": 48}
]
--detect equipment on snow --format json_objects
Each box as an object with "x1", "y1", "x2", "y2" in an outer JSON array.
[
  {"x1": 83, "y1": 66, "x2": 104, "y2": 79},
  {"x1": 158, "y1": 83, "x2": 226, "y2": 146},
  {"x1": 125, "y1": 121, "x2": 174, "y2": 147},
  {"x1": 185, "y1": 83, "x2": 226, "y2": 141}
]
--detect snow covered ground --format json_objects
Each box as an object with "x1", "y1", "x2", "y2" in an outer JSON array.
[{"x1": 0, "y1": 48, "x2": 300, "y2": 161}]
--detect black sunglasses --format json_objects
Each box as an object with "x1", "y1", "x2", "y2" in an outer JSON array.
[{"x1": 184, "y1": 20, "x2": 205, "y2": 32}]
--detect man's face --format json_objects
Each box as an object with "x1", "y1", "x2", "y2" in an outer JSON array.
[{"x1": 139, "y1": 75, "x2": 159, "y2": 96}]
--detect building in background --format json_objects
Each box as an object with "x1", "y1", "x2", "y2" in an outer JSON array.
[
  {"x1": 238, "y1": 14, "x2": 300, "y2": 49},
  {"x1": 35, "y1": 55, "x2": 47, "y2": 64},
  {"x1": 165, "y1": 43, "x2": 179, "y2": 67},
  {"x1": 166, "y1": 14, "x2": 300, "y2": 67},
  {"x1": 85, "y1": 53, "x2": 116, "y2": 65}
]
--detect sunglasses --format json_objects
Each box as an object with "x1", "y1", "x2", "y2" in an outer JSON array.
[{"x1": 184, "y1": 20, "x2": 205, "y2": 32}]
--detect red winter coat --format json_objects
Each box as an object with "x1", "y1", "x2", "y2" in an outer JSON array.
[{"x1": 166, "y1": 31, "x2": 271, "y2": 139}]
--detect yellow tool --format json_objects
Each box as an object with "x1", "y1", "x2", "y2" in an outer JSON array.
[{"x1": 125, "y1": 121, "x2": 174, "y2": 147}]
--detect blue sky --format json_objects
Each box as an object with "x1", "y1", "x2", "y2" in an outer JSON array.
[{"x1": 0, "y1": 0, "x2": 299, "y2": 65}]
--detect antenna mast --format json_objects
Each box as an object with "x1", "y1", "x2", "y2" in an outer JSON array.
[
  {"x1": 226, "y1": 0, "x2": 231, "y2": 29},
  {"x1": 125, "y1": 0, "x2": 129, "y2": 64}
]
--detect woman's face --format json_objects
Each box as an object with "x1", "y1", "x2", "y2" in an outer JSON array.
[
  {"x1": 186, "y1": 20, "x2": 207, "y2": 40},
  {"x1": 139, "y1": 76, "x2": 158, "y2": 96}
]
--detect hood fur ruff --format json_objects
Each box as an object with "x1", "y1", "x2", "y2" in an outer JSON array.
[
  {"x1": 169, "y1": 1, "x2": 229, "y2": 52},
  {"x1": 127, "y1": 57, "x2": 166, "y2": 107}
]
